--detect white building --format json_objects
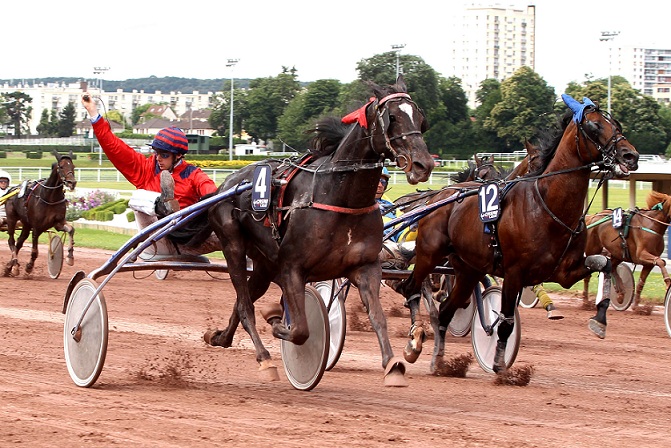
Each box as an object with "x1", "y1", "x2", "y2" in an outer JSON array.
[
  {"x1": 0, "y1": 80, "x2": 218, "y2": 135},
  {"x1": 609, "y1": 46, "x2": 671, "y2": 104},
  {"x1": 444, "y1": 3, "x2": 536, "y2": 109}
]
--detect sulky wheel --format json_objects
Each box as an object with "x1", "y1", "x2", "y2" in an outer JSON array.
[
  {"x1": 519, "y1": 286, "x2": 539, "y2": 308},
  {"x1": 471, "y1": 286, "x2": 521, "y2": 374},
  {"x1": 609, "y1": 263, "x2": 635, "y2": 311},
  {"x1": 63, "y1": 278, "x2": 109, "y2": 387},
  {"x1": 313, "y1": 279, "x2": 347, "y2": 371},
  {"x1": 47, "y1": 233, "x2": 64, "y2": 279},
  {"x1": 280, "y1": 285, "x2": 330, "y2": 391}
]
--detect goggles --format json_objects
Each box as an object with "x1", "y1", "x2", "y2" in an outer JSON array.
[
  {"x1": 154, "y1": 150, "x2": 173, "y2": 159},
  {"x1": 379, "y1": 178, "x2": 389, "y2": 188}
]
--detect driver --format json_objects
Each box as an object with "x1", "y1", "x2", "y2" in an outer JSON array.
[
  {"x1": 0, "y1": 169, "x2": 12, "y2": 228},
  {"x1": 81, "y1": 93, "x2": 218, "y2": 259}
]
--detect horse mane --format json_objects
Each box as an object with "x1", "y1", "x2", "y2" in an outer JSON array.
[
  {"x1": 454, "y1": 161, "x2": 476, "y2": 183},
  {"x1": 646, "y1": 190, "x2": 671, "y2": 217},
  {"x1": 526, "y1": 111, "x2": 572, "y2": 177},
  {"x1": 306, "y1": 79, "x2": 407, "y2": 158}
]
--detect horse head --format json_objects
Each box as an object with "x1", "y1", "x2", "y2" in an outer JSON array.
[
  {"x1": 52, "y1": 150, "x2": 77, "y2": 191},
  {"x1": 561, "y1": 94, "x2": 639, "y2": 176},
  {"x1": 360, "y1": 76, "x2": 434, "y2": 185}
]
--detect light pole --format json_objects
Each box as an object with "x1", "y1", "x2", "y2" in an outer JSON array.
[
  {"x1": 226, "y1": 58, "x2": 239, "y2": 161},
  {"x1": 391, "y1": 44, "x2": 405, "y2": 79},
  {"x1": 93, "y1": 66, "x2": 110, "y2": 93},
  {"x1": 599, "y1": 31, "x2": 619, "y2": 114}
]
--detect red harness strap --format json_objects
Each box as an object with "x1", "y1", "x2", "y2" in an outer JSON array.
[{"x1": 311, "y1": 202, "x2": 379, "y2": 215}]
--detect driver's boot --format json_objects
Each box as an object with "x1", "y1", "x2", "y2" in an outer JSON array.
[{"x1": 159, "y1": 170, "x2": 180, "y2": 214}]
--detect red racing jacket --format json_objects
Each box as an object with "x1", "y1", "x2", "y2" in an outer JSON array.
[{"x1": 92, "y1": 117, "x2": 217, "y2": 209}]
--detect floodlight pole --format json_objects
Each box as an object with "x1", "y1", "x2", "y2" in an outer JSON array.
[
  {"x1": 391, "y1": 44, "x2": 405, "y2": 79},
  {"x1": 226, "y1": 59, "x2": 239, "y2": 161},
  {"x1": 599, "y1": 31, "x2": 620, "y2": 114}
]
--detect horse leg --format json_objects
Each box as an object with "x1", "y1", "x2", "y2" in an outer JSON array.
[
  {"x1": 206, "y1": 262, "x2": 272, "y2": 348},
  {"x1": 403, "y1": 288, "x2": 425, "y2": 363},
  {"x1": 351, "y1": 263, "x2": 407, "y2": 387},
  {"x1": 633, "y1": 266, "x2": 650, "y2": 308},
  {"x1": 25, "y1": 231, "x2": 40, "y2": 274},
  {"x1": 7, "y1": 226, "x2": 30, "y2": 277},
  {"x1": 583, "y1": 274, "x2": 592, "y2": 307},
  {"x1": 492, "y1": 282, "x2": 519, "y2": 374},
  {"x1": 586, "y1": 255, "x2": 612, "y2": 339},
  {"x1": 4, "y1": 224, "x2": 17, "y2": 277},
  {"x1": 56, "y1": 222, "x2": 76, "y2": 266}
]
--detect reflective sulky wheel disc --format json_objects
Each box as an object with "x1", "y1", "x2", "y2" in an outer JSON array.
[
  {"x1": 519, "y1": 286, "x2": 539, "y2": 308},
  {"x1": 664, "y1": 286, "x2": 671, "y2": 339},
  {"x1": 47, "y1": 234, "x2": 64, "y2": 279},
  {"x1": 448, "y1": 292, "x2": 476, "y2": 337},
  {"x1": 471, "y1": 286, "x2": 521, "y2": 374},
  {"x1": 313, "y1": 279, "x2": 347, "y2": 371},
  {"x1": 610, "y1": 264, "x2": 635, "y2": 311},
  {"x1": 63, "y1": 278, "x2": 108, "y2": 387},
  {"x1": 280, "y1": 285, "x2": 330, "y2": 391}
]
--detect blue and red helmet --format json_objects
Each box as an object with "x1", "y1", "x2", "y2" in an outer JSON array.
[{"x1": 151, "y1": 126, "x2": 189, "y2": 155}]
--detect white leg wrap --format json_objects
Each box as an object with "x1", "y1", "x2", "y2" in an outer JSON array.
[{"x1": 595, "y1": 272, "x2": 605, "y2": 305}]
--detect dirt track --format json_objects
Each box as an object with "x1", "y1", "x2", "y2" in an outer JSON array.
[{"x1": 1, "y1": 246, "x2": 671, "y2": 447}]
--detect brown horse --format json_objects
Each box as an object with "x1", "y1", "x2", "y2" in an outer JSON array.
[
  {"x1": 203, "y1": 77, "x2": 434, "y2": 387},
  {"x1": 4, "y1": 150, "x2": 77, "y2": 276},
  {"x1": 395, "y1": 94, "x2": 639, "y2": 374},
  {"x1": 583, "y1": 190, "x2": 671, "y2": 308}
]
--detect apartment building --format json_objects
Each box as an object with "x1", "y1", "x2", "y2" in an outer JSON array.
[
  {"x1": 610, "y1": 46, "x2": 671, "y2": 104},
  {"x1": 445, "y1": 3, "x2": 536, "y2": 109},
  {"x1": 0, "y1": 80, "x2": 217, "y2": 135}
]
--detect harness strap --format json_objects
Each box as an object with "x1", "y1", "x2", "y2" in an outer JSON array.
[{"x1": 311, "y1": 202, "x2": 379, "y2": 215}]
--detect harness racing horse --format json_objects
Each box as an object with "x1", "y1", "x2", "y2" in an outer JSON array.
[
  {"x1": 204, "y1": 77, "x2": 434, "y2": 386},
  {"x1": 583, "y1": 190, "x2": 671, "y2": 308},
  {"x1": 395, "y1": 94, "x2": 639, "y2": 374},
  {"x1": 4, "y1": 150, "x2": 77, "y2": 277}
]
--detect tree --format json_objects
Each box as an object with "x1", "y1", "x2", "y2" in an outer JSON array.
[
  {"x1": 472, "y1": 79, "x2": 508, "y2": 153},
  {"x1": 244, "y1": 68, "x2": 301, "y2": 142},
  {"x1": 483, "y1": 67, "x2": 556, "y2": 149},
  {"x1": 56, "y1": 102, "x2": 77, "y2": 137},
  {"x1": 1, "y1": 91, "x2": 33, "y2": 137},
  {"x1": 277, "y1": 79, "x2": 342, "y2": 151},
  {"x1": 131, "y1": 104, "x2": 153, "y2": 125},
  {"x1": 356, "y1": 52, "x2": 440, "y2": 112},
  {"x1": 36, "y1": 109, "x2": 55, "y2": 136},
  {"x1": 209, "y1": 81, "x2": 249, "y2": 144}
]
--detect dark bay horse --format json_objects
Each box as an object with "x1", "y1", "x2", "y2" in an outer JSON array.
[
  {"x1": 204, "y1": 77, "x2": 434, "y2": 386},
  {"x1": 583, "y1": 190, "x2": 671, "y2": 308},
  {"x1": 4, "y1": 150, "x2": 77, "y2": 276},
  {"x1": 395, "y1": 94, "x2": 639, "y2": 374}
]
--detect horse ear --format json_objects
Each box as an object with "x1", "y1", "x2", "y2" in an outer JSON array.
[
  {"x1": 474, "y1": 153, "x2": 482, "y2": 165},
  {"x1": 395, "y1": 75, "x2": 407, "y2": 92},
  {"x1": 51, "y1": 149, "x2": 60, "y2": 160}
]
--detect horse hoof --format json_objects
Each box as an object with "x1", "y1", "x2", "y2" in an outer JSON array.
[
  {"x1": 588, "y1": 319, "x2": 607, "y2": 339},
  {"x1": 258, "y1": 360, "x2": 280, "y2": 382},
  {"x1": 260, "y1": 303, "x2": 283, "y2": 324},
  {"x1": 383, "y1": 356, "x2": 408, "y2": 387},
  {"x1": 66, "y1": 257, "x2": 74, "y2": 266},
  {"x1": 403, "y1": 323, "x2": 425, "y2": 363},
  {"x1": 203, "y1": 329, "x2": 219, "y2": 346}
]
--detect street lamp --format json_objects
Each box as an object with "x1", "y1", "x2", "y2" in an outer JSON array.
[
  {"x1": 599, "y1": 31, "x2": 619, "y2": 114},
  {"x1": 93, "y1": 66, "x2": 110, "y2": 93},
  {"x1": 185, "y1": 100, "x2": 193, "y2": 133},
  {"x1": 391, "y1": 44, "x2": 405, "y2": 79},
  {"x1": 226, "y1": 58, "x2": 239, "y2": 161}
]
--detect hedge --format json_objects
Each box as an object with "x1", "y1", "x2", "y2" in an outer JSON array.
[{"x1": 81, "y1": 198, "x2": 129, "y2": 221}]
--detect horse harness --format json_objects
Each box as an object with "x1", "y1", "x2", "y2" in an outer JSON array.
[{"x1": 587, "y1": 203, "x2": 665, "y2": 262}]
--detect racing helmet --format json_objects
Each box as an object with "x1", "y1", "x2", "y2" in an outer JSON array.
[
  {"x1": 381, "y1": 167, "x2": 390, "y2": 179},
  {"x1": 0, "y1": 169, "x2": 12, "y2": 185},
  {"x1": 151, "y1": 126, "x2": 189, "y2": 155}
]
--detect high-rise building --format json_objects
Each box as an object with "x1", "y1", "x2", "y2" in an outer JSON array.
[
  {"x1": 611, "y1": 46, "x2": 671, "y2": 104},
  {"x1": 445, "y1": 3, "x2": 536, "y2": 109}
]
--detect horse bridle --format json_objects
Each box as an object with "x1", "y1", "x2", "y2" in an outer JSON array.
[
  {"x1": 56, "y1": 156, "x2": 76, "y2": 189},
  {"x1": 368, "y1": 93, "x2": 425, "y2": 172},
  {"x1": 576, "y1": 108, "x2": 627, "y2": 169}
]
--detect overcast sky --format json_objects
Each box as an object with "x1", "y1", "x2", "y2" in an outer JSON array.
[{"x1": 4, "y1": 0, "x2": 668, "y2": 94}]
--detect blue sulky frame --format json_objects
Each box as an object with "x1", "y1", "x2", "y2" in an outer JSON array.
[{"x1": 62, "y1": 180, "x2": 253, "y2": 331}]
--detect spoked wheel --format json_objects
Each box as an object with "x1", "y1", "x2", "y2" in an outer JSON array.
[
  {"x1": 63, "y1": 278, "x2": 108, "y2": 387},
  {"x1": 471, "y1": 286, "x2": 521, "y2": 374},
  {"x1": 664, "y1": 286, "x2": 671, "y2": 338},
  {"x1": 313, "y1": 279, "x2": 346, "y2": 371},
  {"x1": 446, "y1": 276, "x2": 476, "y2": 337},
  {"x1": 155, "y1": 269, "x2": 169, "y2": 280},
  {"x1": 280, "y1": 285, "x2": 330, "y2": 391},
  {"x1": 610, "y1": 263, "x2": 635, "y2": 311},
  {"x1": 519, "y1": 286, "x2": 539, "y2": 308},
  {"x1": 47, "y1": 233, "x2": 64, "y2": 279}
]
